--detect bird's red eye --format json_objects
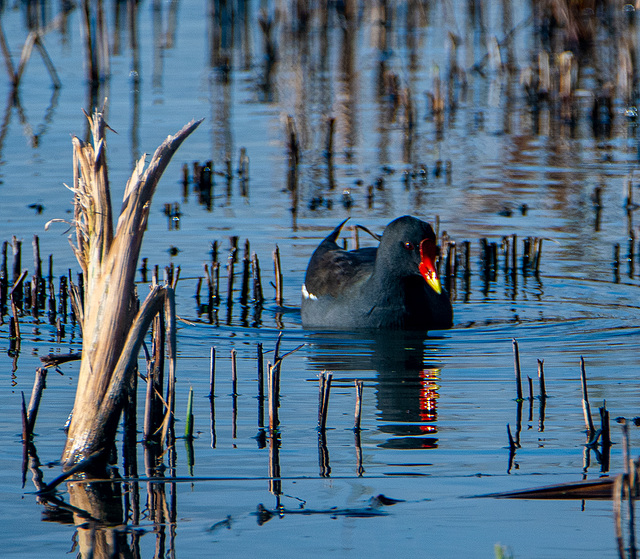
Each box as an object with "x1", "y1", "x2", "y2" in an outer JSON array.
[{"x1": 404, "y1": 241, "x2": 415, "y2": 250}]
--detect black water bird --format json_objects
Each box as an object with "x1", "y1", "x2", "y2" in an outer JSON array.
[{"x1": 301, "y1": 216, "x2": 453, "y2": 331}]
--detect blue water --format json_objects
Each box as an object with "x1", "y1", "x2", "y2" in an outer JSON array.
[{"x1": 1, "y1": 1, "x2": 640, "y2": 557}]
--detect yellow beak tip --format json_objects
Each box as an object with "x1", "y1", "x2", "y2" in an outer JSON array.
[{"x1": 428, "y1": 278, "x2": 442, "y2": 295}]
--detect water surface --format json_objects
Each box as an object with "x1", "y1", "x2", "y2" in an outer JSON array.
[{"x1": 1, "y1": 1, "x2": 640, "y2": 557}]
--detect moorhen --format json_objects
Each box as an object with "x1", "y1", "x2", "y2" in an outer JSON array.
[{"x1": 301, "y1": 215, "x2": 453, "y2": 331}]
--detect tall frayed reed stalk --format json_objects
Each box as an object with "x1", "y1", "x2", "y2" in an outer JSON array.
[{"x1": 51, "y1": 110, "x2": 201, "y2": 470}]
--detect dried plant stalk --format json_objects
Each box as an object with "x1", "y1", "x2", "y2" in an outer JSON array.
[{"x1": 61, "y1": 110, "x2": 201, "y2": 469}]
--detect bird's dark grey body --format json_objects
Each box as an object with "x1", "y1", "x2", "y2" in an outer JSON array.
[{"x1": 301, "y1": 216, "x2": 453, "y2": 331}]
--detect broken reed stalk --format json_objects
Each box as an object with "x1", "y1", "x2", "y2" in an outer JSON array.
[
  {"x1": 203, "y1": 263, "x2": 214, "y2": 307},
  {"x1": 209, "y1": 347, "x2": 216, "y2": 399},
  {"x1": 533, "y1": 238, "x2": 543, "y2": 275},
  {"x1": 252, "y1": 252, "x2": 264, "y2": 304},
  {"x1": 614, "y1": 472, "x2": 626, "y2": 559},
  {"x1": 10, "y1": 268, "x2": 28, "y2": 342},
  {"x1": 184, "y1": 387, "x2": 194, "y2": 440},
  {"x1": 257, "y1": 343, "x2": 264, "y2": 429},
  {"x1": 213, "y1": 261, "x2": 220, "y2": 303},
  {"x1": 232, "y1": 385, "x2": 238, "y2": 440},
  {"x1": 12, "y1": 235, "x2": 21, "y2": 284},
  {"x1": 226, "y1": 250, "x2": 235, "y2": 307},
  {"x1": 620, "y1": 421, "x2": 638, "y2": 558},
  {"x1": 273, "y1": 244, "x2": 284, "y2": 306},
  {"x1": 26, "y1": 367, "x2": 47, "y2": 436},
  {"x1": 318, "y1": 371, "x2": 332, "y2": 431},
  {"x1": 32, "y1": 235, "x2": 42, "y2": 285},
  {"x1": 21, "y1": 392, "x2": 28, "y2": 443},
  {"x1": 273, "y1": 331, "x2": 283, "y2": 362},
  {"x1": 354, "y1": 380, "x2": 364, "y2": 431},
  {"x1": 0, "y1": 241, "x2": 7, "y2": 313},
  {"x1": 142, "y1": 347, "x2": 156, "y2": 443},
  {"x1": 267, "y1": 361, "x2": 280, "y2": 433},
  {"x1": 1, "y1": 240, "x2": 6, "y2": 277},
  {"x1": 240, "y1": 240, "x2": 251, "y2": 305},
  {"x1": 231, "y1": 348, "x2": 238, "y2": 396},
  {"x1": 622, "y1": 420, "x2": 631, "y2": 478},
  {"x1": 54, "y1": 110, "x2": 201, "y2": 469},
  {"x1": 629, "y1": 468, "x2": 638, "y2": 559},
  {"x1": 580, "y1": 356, "x2": 596, "y2": 436},
  {"x1": 600, "y1": 401, "x2": 610, "y2": 454},
  {"x1": 537, "y1": 358, "x2": 547, "y2": 400},
  {"x1": 512, "y1": 339, "x2": 523, "y2": 401}
]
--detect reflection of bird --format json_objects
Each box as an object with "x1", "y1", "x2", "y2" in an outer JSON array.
[
  {"x1": 305, "y1": 330, "x2": 443, "y2": 450},
  {"x1": 301, "y1": 215, "x2": 453, "y2": 331}
]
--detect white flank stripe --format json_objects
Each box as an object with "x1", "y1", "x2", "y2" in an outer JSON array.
[{"x1": 301, "y1": 284, "x2": 317, "y2": 300}]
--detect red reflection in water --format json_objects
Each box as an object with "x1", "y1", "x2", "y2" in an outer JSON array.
[{"x1": 418, "y1": 368, "x2": 440, "y2": 432}]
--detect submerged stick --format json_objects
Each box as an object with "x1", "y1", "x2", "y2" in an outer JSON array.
[{"x1": 36, "y1": 449, "x2": 104, "y2": 494}]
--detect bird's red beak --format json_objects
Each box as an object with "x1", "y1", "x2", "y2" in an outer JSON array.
[{"x1": 419, "y1": 239, "x2": 442, "y2": 295}]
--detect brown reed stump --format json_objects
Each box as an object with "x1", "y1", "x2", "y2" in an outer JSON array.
[{"x1": 56, "y1": 110, "x2": 201, "y2": 470}]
